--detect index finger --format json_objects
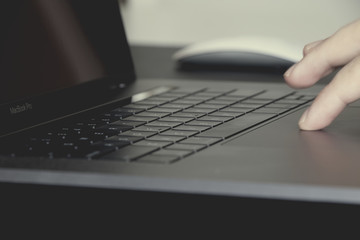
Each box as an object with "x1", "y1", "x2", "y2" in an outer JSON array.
[
  {"x1": 298, "y1": 56, "x2": 360, "y2": 130},
  {"x1": 284, "y1": 19, "x2": 360, "y2": 89}
]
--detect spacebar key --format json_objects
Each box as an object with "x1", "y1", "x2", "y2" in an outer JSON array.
[
  {"x1": 101, "y1": 145, "x2": 158, "y2": 161},
  {"x1": 197, "y1": 113, "x2": 276, "y2": 139}
]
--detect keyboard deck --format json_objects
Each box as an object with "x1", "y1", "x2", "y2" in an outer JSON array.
[{"x1": 0, "y1": 87, "x2": 314, "y2": 164}]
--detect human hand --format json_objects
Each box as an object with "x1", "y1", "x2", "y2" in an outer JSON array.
[{"x1": 283, "y1": 19, "x2": 360, "y2": 131}]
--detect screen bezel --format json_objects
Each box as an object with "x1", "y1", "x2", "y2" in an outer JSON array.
[{"x1": 0, "y1": 0, "x2": 136, "y2": 136}]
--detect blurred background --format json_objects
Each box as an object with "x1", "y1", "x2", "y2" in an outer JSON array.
[{"x1": 119, "y1": 0, "x2": 359, "y2": 48}]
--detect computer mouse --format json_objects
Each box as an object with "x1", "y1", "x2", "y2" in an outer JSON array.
[{"x1": 173, "y1": 36, "x2": 303, "y2": 72}]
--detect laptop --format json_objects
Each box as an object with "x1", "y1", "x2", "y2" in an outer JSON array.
[{"x1": 1, "y1": 0, "x2": 360, "y2": 207}]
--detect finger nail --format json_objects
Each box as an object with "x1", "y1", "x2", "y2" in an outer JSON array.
[
  {"x1": 299, "y1": 108, "x2": 310, "y2": 128},
  {"x1": 284, "y1": 64, "x2": 296, "y2": 78}
]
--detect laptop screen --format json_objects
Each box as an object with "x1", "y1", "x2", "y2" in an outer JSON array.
[{"x1": 0, "y1": 0, "x2": 135, "y2": 136}]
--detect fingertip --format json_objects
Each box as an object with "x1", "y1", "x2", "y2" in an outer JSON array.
[
  {"x1": 298, "y1": 108, "x2": 309, "y2": 128},
  {"x1": 283, "y1": 64, "x2": 296, "y2": 80},
  {"x1": 284, "y1": 51, "x2": 334, "y2": 89},
  {"x1": 297, "y1": 108, "x2": 322, "y2": 131},
  {"x1": 298, "y1": 98, "x2": 330, "y2": 130},
  {"x1": 298, "y1": 118, "x2": 330, "y2": 131},
  {"x1": 298, "y1": 120, "x2": 321, "y2": 131},
  {"x1": 283, "y1": 66, "x2": 301, "y2": 89},
  {"x1": 298, "y1": 88, "x2": 347, "y2": 131},
  {"x1": 298, "y1": 117, "x2": 325, "y2": 131},
  {"x1": 283, "y1": 62, "x2": 315, "y2": 89}
]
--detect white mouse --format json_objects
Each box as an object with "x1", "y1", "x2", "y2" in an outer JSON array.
[{"x1": 173, "y1": 36, "x2": 303, "y2": 72}]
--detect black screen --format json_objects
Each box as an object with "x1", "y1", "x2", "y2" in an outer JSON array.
[{"x1": 0, "y1": 0, "x2": 135, "y2": 135}]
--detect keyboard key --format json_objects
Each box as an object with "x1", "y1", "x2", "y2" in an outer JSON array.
[
  {"x1": 204, "y1": 88, "x2": 235, "y2": 94},
  {"x1": 198, "y1": 116, "x2": 233, "y2": 122},
  {"x1": 146, "y1": 121, "x2": 182, "y2": 128},
  {"x1": 90, "y1": 128, "x2": 123, "y2": 138},
  {"x1": 112, "y1": 107, "x2": 143, "y2": 114},
  {"x1": 166, "y1": 143, "x2": 206, "y2": 152},
  {"x1": 137, "y1": 154, "x2": 179, "y2": 164},
  {"x1": 82, "y1": 130, "x2": 108, "y2": 141},
  {"x1": 106, "y1": 111, "x2": 134, "y2": 119},
  {"x1": 105, "y1": 135, "x2": 143, "y2": 144},
  {"x1": 124, "y1": 116, "x2": 158, "y2": 123},
  {"x1": 102, "y1": 145, "x2": 158, "y2": 161},
  {"x1": 180, "y1": 136, "x2": 222, "y2": 146},
  {"x1": 183, "y1": 107, "x2": 217, "y2": 114},
  {"x1": 77, "y1": 136, "x2": 95, "y2": 145},
  {"x1": 241, "y1": 99, "x2": 272, "y2": 104},
  {"x1": 254, "y1": 91, "x2": 293, "y2": 100},
  {"x1": 197, "y1": 113, "x2": 276, "y2": 139},
  {"x1": 49, "y1": 143, "x2": 118, "y2": 159},
  {"x1": 171, "y1": 112, "x2": 205, "y2": 118},
  {"x1": 231, "y1": 103, "x2": 264, "y2": 109},
  {"x1": 181, "y1": 96, "x2": 209, "y2": 101},
  {"x1": 122, "y1": 103, "x2": 154, "y2": 110},
  {"x1": 136, "y1": 111, "x2": 171, "y2": 118},
  {"x1": 252, "y1": 107, "x2": 290, "y2": 115},
  {"x1": 186, "y1": 120, "x2": 222, "y2": 127},
  {"x1": 118, "y1": 130, "x2": 157, "y2": 138},
  {"x1": 147, "y1": 96, "x2": 176, "y2": 102},
  {"x1": 160, "y1": 130, "x2": 198, "y2": 137},
  {"x1": 134, "y1": 140, "x2": 173, "y2": 148},
  {"x1": 150, "y1": 149, "x2": 193, "y2": 159},
  {"x1": 265, "y1": 103, "x2": 298, "y2": 109},
  {"x1": 159, "y1": 116, "x2": 194, "y2": 123},
  {"x1": 214, "y1": 96, "x2": 242, "y2": 103},
  {"x1": 148, "y1": 107, "x2": 182, "y2": 114},
  {"x1": 195, "y1": 103, "x2": 224, "y2": 110},
  {"x1": 209, "y1": 111, "x2": 243, "y2": 118},
  {"x1": 85, "y1": 147, "x2": 117, "y2": 159},
  {"x1": 96, "y1": 124, "x2": 133, "y2": 133},
  {"x1": 111, "y1": 120, "x2": 146, "y2": 128},
  {"x1": 147, "y1": 135, "x2": 185, "y2": 142},
  {"x1": 172, "y1": 99, "x2": 203, "y2": 105},
  {"x1": 156, "y1": 93, "x2": 187, "y2": 99},
  {"x1": 169, "y1": 87, "x2": 204, "y2": 94},
  {"x1": 206, "y1": 99, "x2": 237, "y2": 105},
  {"x1": 143, "y1": 96, "x2": 172, "y2": 103},
  {"x1": 160, "y1": 103, "x2": 193, "y2": 109},
  {"x1": 90, "y1": 115, "x2": 121, "y2": 124},
  {"x1": 91, "y1": 140, "x2": 130, "y2": 149},
  {"x1": 132, "y1": 125, "x2": 170, "y2": 132},
  {"x1": 135, "y1": 99, "x2": 168, "y2": 106},
  {"x1": 192, "y1": 92, "x2": 222, "y2": 98},
  {"x1": 218, "y1": 107, "x2": 250, "y2": 113},
  {"x1": 173, "y1": 125, "x2": 210, "y2": 132},
  {"x1": 227, "y1": 89, "x2": 263, "y2": 97}
]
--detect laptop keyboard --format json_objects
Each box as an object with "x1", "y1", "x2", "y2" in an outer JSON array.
[{"x1": 1, "y1": 87, "x2": 314, "y2": 164}]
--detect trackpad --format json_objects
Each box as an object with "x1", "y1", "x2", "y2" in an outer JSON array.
[
  {"x1": 225, "y1": 107, "x2": 360, "y2": 150},
  {"x1": 217, "y1": 107, "x2": 360, "y2": 188}
]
